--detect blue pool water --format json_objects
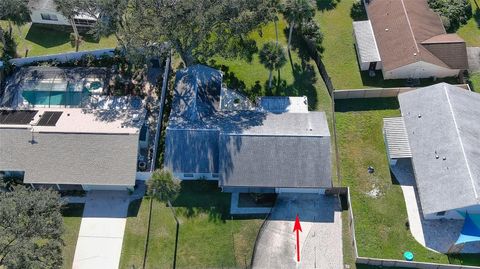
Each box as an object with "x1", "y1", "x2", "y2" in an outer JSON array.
[{"x1": 22, "y1": 84, "x2": 90, "y2": 106}]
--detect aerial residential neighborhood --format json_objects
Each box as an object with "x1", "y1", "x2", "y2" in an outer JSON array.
[{"x1": 0, "y1": 0, "x2": 479, "y2": 269}]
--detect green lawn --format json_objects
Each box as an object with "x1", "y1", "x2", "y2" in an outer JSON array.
[
  {"x1": 213, "y1": 17, "x2": 332, "y2": 114},
  {"x1": 469, "y1": 72, "x2": 480, "y2": 92},
  {"x1": 456, "y1": 1, "x2": 480, "y2": 46},
  {"x1": 315, "y1": 0, "x2": 475, "y2": 90},
  {"x1": 335, "y1": 98, "x2": 480, "y2": 266},
  {"x1": 315, "y1": 0, "x2": 364, "y2": 89},
  {"x1": 1, "y1": 22, "x2": 117, "y2": 57},
  {"x1": 61, "y1": 203, "x2": 84, "y2": 269},
  {"x1": 120, "y1": 181, "x2": 265, "y2": 269}
]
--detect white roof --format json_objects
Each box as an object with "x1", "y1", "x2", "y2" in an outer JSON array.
[
  {"x1": 353, "y1": 20, "x2": 381, "y2": 63},
  {"x1": 399, "y1": 83, "x2": 480, "y2": 214},
  {"x1": 0, "y1": 97, "x2": 145, "y2": 134},
  {"x1": 383, "y1": 117, "x2": 412, "y2": 159}
]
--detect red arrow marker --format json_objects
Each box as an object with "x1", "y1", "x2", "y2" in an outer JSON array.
[{"x1": 293, "y1": 214, "x2": 302, "y2": 262}]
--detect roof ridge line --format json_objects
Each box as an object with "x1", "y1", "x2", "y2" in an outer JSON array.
[
  {"x1": 443, "y1": 85, "x2": 479, "y2": 199},
  {"x1": 400, "y1": 0, "x2": 419, "y2": 53}
]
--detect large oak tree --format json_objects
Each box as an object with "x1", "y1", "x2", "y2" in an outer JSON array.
[{"x1": 0, "y1": 185, "x2": 65, "y2": 269}]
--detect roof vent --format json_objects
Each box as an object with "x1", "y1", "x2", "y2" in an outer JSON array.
[
  {"x1": 442, "y1": 157, "x2": 446, "y2": 161},
  {"x1": 435, "y1": 155, "x2": 439, "y2": 159},
  {"x1": 385, "y1": 28, "x2": 389, "y2": 32},
  {"x1": 414, "y1": 53, "x2": 417, "y2": 56},
  {"x1": 417, "y1": 114, "x2": 422, "y2": 118}
]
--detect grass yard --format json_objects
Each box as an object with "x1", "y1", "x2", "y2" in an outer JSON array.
[
  {"x1": 456, "y1": 1, "x2": 480, "y2": 47},
  {"x1": 315, "y1": 0, "x2": 473, "y2": 90},
  {"x1": 335, "y1": 98, "x2": 480, "y2": 266},
  {"x1": 469, "y1": 72, "x2": 480, "y2": 92},
  {"x1": 0, "y1": 22, "x2": 117, "y2": 57},
  {"x1": 120, "y1": 181, "x2": 265, "y2": 269},
  {"x1": 213, "y1": 17, "x2": 332, "y2": 114},
  {"x1": 61, "y1": 203, "x2": 84, "y2": 269},
  {"x1": 315, "y1": 0, "x2": 364, "y2": 89}
]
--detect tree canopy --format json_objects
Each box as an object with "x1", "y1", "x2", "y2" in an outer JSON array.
[
  {"x1": 147, "y1": 169, "x2": 181, "y2": 202},
  {"x1": 0, "y1": 0, "x2": 30, "y2": 27},
  {"x1": 118, "y1": 0, "x2": 275, "y2": 65},
  {"x1": 259, "y1": 41, "x2": 287, "y2": 88},
  {"x1": 0, "y1": 185, "x2": 65, "y2": 269},
  {"x1": 428, "y1": 0, "x2": 472, "y2": 31}
]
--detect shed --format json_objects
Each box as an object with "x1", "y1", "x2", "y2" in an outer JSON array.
[{"x1": 353, "y1": 20, "x2": 381, "y2": 71}]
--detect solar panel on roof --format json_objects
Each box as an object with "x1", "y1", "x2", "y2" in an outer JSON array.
[
  {"x1": 37, "y1": 111, "x2": 63, "y2": 126},
  {"x1": 0, "y1": 110, "x2": 38, "y2": 125}
]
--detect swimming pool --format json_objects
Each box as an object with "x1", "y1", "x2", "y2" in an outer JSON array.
[{"x1": 21, "y1": 82, "x2": 90, "y2": 106}]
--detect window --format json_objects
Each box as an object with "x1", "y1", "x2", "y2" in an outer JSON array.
[
  {"x1": 212, "y1": 173, "x2": 219, "y2": 178},
  {"x1": 184, "y1": 173, "x2": 194, "y2": 178},
  {"x1": 41, "y1": 13, "x2": 59, "y2": 21},
  {"x1": 436, "y1": 211, "x2": 446, "y2": 216}
]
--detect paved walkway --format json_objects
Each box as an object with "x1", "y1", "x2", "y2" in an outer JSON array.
[
  {"x1": 72, "y1": 191, "x2": 130, "y2": 269},
  {"x1": 391, "y1": 159, "x2": 480, "y2": 253},
  {"x1": 252, "y1": 194, "x2": 342, "y2": 269},
  {"x1": 467, "y1": 47, "x2": 480, "y2": 73}
]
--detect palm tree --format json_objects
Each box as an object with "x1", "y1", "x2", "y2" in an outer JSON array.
[
  {"x1": 283, "y1": 0, "x2": 315, "y2": 51},
  {"x1": 265, "y1": 0, "x2": 281, "y2": 45},
  {"x1": 259, "y1": 41, "x2": 287, "y2": 89}
]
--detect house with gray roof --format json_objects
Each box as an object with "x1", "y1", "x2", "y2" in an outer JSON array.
[
  {"x1": 384, "y1": 83, "x2": 480, "y2": 219},
  {"x1": 0, "y1": 67, "x2": 150, "y2": 191},
  {"x1": 164, "y1": 65, "x2": 332, "y2": 195},
  {"x1": 28, "y1": 0, "x2": 97, "y2": 30}
]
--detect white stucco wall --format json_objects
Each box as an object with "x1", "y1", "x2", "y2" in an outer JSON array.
[
  {"x1": 173, "y1": 172, "x2": 219, "y2": 181},
  {"x1": 275, "y1": 188, "x2": 326, "y2": 194},
  {"x1": 82, "y1": 184, "x2": 133, "y2": 191},
  {"x1": 383, "y1": 61, "x2": 460, "y2": 80}
]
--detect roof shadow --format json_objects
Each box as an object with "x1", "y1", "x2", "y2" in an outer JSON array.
[{"x1": 335, "y1": 97, "x2": 399, "y2": 112}]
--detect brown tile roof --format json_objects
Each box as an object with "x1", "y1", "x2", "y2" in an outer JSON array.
[{"x1": 366, "y1": 0, "x2": 468, "y2": 71}]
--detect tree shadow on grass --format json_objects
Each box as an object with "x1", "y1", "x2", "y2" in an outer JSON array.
[
  {"x1": 61, "y1": 203, "x2": 84, "y2": 217},
  {"x1": 25, "y1": 24, "x2": 71, "y2": 48},
  {"x1": 171, "y1": 181, "x2": 230, "y2": 222},
  {"x1": 127, "y1": 199, "x2": 143, "y2": 217},
  {"x1": 316, "y1": 0, "x2": 341, "y2": 11},
  {"x1": 475, "y1": 8, "x2": 480, "y2": 28},
  {"x1": 335, "y1": 98, "x2": 399, "y2": 112}
]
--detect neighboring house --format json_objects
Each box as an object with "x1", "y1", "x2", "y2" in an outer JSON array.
[
  {"x1": 28, "y1": 0, "x2": 96, "y2": 29},
  {"x1": 353, "y1": 0, "x2": 469, "y2": 79},
  {"x1": 0, "y1": 67, "x2": 148, "y2": 191},
  {"x1": 164, "y1": 65, "x2": 332, "y2": 195},
  {"x1": 383, "y1": 83, "x2": 480, "y2": 219}
]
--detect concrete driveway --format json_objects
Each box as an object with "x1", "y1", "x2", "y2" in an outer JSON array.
[
  {"x1": 252, "y1": 193, "x2": 343, "y2": 269},
  {"x1": 72, "y1": 191, "x2": 130, "y2": 269}
]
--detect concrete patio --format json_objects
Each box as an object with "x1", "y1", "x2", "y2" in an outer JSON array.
[{"x1": 391, "y1": 159, "x2": 480, "y2": 253}]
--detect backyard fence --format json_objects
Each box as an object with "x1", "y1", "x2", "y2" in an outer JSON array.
[
  {"x1": 334, "y1": 84, "x2": 471, "y2": 99},
  {"x1": 346, "y1": 166, "x2": 480, "y2": 269},
  {"x1": 8, "y1": 48, "x2": 115, "y2": 67}
]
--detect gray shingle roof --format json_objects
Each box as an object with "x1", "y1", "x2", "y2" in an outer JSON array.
[
  {"x1": 398, "y1": 83, "x2": 480, "y2": 214},
  {"x1": 219, "y1": 113, "x2": 331, "y2": 188},
  {"x1": 164, "y1": 129, "x2": 219, "y2": 174},
  {"x1": 164, "y1": 65, "x2": 332, "y2": 188},
  {"x1": 0, "y1": 128, "x2": 138, "y2": 186}
]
